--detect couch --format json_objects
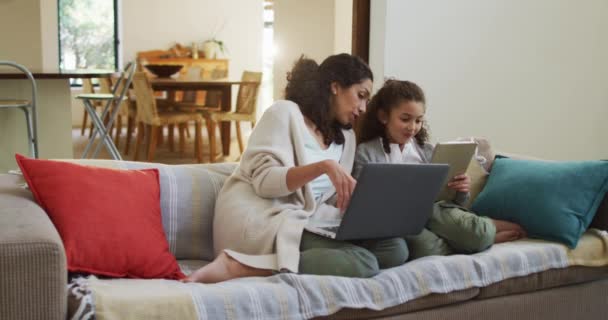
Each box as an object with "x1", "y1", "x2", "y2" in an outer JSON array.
[{"x1": 1, "y1": 148, "x2": 608, "y2": 320}]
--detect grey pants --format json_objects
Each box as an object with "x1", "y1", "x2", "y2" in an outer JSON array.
[
  {"x1": 406, "y1": 201, "x2": 496, "y2": 260},
  {"x1": 298, "y1": 231, "x2": 408, "y2": 278}
]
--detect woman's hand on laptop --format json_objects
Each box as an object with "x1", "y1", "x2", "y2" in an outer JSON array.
[
  {"x1": 322, "y1": 160, "x2": 356, "y2": 213},
  {"x1": 447, "y1": 174, "x2": 471, "y2": 193}
]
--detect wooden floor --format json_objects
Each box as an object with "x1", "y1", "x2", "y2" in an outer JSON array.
[{"x1": 72, "y1": 122, "x2": 251, "y2": 164}]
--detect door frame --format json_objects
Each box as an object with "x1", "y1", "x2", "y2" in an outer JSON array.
[{"x1": 351, "y1": 0, "x2": 370, "y2": 63}]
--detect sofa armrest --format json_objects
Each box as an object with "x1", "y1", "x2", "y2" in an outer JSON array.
[{"x1": 0, "y1": 174, "x2": 67, "y2": 320}]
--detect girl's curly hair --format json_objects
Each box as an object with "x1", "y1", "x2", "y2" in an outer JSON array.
[{"x1": 359, "y1": 79, "x2": 430, "y2": 153}]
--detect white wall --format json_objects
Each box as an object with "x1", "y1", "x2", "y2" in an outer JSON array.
[
  {"x1": 273, "y1": 0, "x2": 354, "y2": 100},
  {"x1": 39, "y1": 0, "x2": 58, "y2": 70},
  {"x1": 121, "y1": 0, "x2": 263, "y2": 80},
  {"x1": 334, "y1": 0, "x2": 352, "y2": 54},
  {"x1": 0, "y1": 0, "x2": 43, "y2": 68},
  {"x1": 370, "y1": 0, "x2": 608, "y2": 160},
  {"x1": 369, "y1": 0, "x2": 386, "y2": 93},
  {"x1": 273, "y1": 0, "x2": 335, "y2": 100}
]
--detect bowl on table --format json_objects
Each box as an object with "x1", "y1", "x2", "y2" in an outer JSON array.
[{"x1": 144, "y1": 64, "x2": 183, "y2": 78}]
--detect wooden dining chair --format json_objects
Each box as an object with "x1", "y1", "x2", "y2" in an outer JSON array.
[
  {"x1": 211, "y1": 71, "x2": 261, "y2": 157},
  {"x1": 178, "y1": 66, "x2": 225, "y2": 108},
  {"x1": 123, "y1": 79, "x2": 175, "y2": 156},
  {"x1": 131, "y1": 72, "x2": 206, "y2": 162},
  {"x1": 178, "y1": 71, "x2": 262, "y2": 162},
  {"x1": 103, "y1": 76, "x2": 136, "y2": 151}
]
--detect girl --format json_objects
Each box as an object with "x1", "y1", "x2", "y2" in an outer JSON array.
[
  {"x1": 185, "y1": 54, "x2": 407, "y2": 283},
  {"x1": 355, "y1": 80, "x2": 526, "y2": 259}
]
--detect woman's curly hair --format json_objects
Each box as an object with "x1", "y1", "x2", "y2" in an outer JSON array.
[
  {"x1": 285, "y1": 53, "x2": 373, "y2": 145},
  {"x1": 359, "y1": 79, "x2": 430, "y2": 153}
]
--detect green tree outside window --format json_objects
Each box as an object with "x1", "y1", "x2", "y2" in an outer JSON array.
[{"x1": 59, "y1": 0, "x2": 116, "y2": 71}]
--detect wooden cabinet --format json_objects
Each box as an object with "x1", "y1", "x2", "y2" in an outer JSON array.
[{"x1": 138, "y1": 57, "x2": 229, "y2": 80}]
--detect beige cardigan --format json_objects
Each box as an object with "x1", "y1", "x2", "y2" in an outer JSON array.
[{"x1": 213, "y1": 100, "x2": 356, "y2": 272}]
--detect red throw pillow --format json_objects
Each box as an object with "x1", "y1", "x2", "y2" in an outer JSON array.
[{"x1": 15, "y1": 154, "x2": 185, "y2": 280}]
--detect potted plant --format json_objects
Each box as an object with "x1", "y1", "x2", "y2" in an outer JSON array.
[
  {"x1": 202, "y1": 19, "x2": 228, "y2": 59},
  {"x1": 202, "y1": 39, "x2": 227, "y2": 59}
]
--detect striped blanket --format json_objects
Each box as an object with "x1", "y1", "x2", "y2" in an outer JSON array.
[{"x1": 76, "y1": 229, "x2": 608, "y2": 320}]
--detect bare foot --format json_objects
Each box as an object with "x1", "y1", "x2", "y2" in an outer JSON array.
[
  {"x1": 492, "y1": 219, "x2": 527, "y2": 238},
  {"x1": 181, "y1": 251, "x2": 272, "y2": 284},
  {"x1": 495, "y1": 230, "x2": 522, "y2": 243}
]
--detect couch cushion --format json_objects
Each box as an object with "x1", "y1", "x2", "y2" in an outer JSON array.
[
  {"x1": 16, "y1": 155, "x2": 184, "y2": 279},
  {"x1": 325, "y1": 265, "x2": 608, "y2": 319},
  {"x1": 62, "y1": 159, "x2": 237, "y2": 261},
  {"x1": 476, "y1": 265, "x2": 608, "y2": 299},
  {"x1": 471, "y1": 157, "x2": 608, "y2": 248},
  {"x1": 320, "y1": 288, "x2": 480, "y2": 320}
]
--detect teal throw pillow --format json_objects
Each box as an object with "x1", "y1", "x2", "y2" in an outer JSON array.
[{"x1": 471, "y1": 158, "x2": 608, "y2": 248}]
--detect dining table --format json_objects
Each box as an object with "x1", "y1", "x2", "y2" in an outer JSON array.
[{"x1": 150, "y1": 77, "x2": 258, "y2": 157}]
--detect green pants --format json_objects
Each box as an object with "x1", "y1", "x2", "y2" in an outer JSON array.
[
  {"x1": 298, "y1": 231, "x2": 408, "y2": 278},
  {"x1": 405, "y1": 201, "x2": 496, "y2": 260}
]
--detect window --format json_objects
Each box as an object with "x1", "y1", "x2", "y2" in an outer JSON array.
[
  {"x1": 58, "y1": 0, "x2": 118, "y2": 75},
  {"x1": 260, "y1": 0, "x2": 275, "y2": 113}
]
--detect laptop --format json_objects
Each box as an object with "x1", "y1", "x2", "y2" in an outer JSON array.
[{"x1": 305, "y1": 163, "x2": 449, "y2": 241}]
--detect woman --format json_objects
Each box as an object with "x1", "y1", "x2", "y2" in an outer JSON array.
[{"x1": 185, "y1": 54, "x2": 408, "y2": 283}]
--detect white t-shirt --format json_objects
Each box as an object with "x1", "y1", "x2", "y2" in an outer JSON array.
[
  {"x1": 382, "y1": 137, "x2": 424, "y2": 164},
  {"x1": 304, "y1": 129, "x2": 343, "y2": 200}
]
